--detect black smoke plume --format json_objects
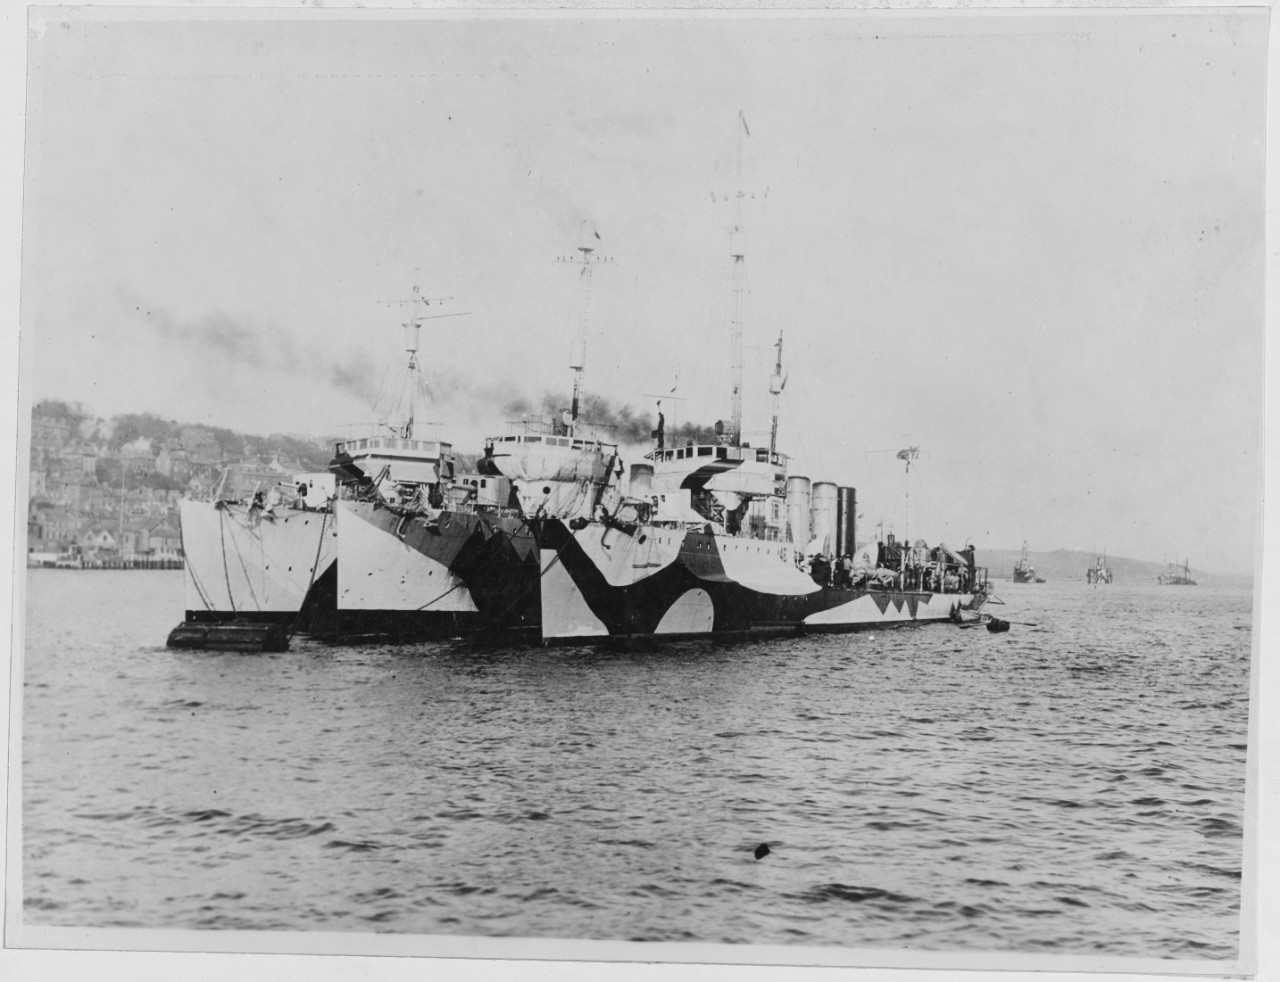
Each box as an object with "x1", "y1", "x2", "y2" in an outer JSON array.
[
  {"x1": 136, "y1": 301, "x2": 381, "y2": 406},
  {"x1": 133, "y1": 298, "x2": 722, "y2": 445},
  {"x1": 498, "y1": 389, "x2": 719, "y2": 448}
]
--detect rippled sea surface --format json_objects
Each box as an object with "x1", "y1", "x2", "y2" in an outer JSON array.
[{"x1": 21, "y1": 570, "x2": 1252, "y2": 958}]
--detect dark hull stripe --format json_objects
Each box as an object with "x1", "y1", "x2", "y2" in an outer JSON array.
[
  {"x1": 342, "y1": 504, "x2": 541, "y2": 634},
  {"x1": 532, "y1": 518, "x2": 966, "y2": 639}
]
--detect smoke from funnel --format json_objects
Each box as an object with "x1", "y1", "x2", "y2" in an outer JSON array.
[
  {"x1": 133, "y1": 298, "x2": 722, "y2": 446},
  {"x1": 138, "y1": 302, "x2": 381, "y2": 405}
]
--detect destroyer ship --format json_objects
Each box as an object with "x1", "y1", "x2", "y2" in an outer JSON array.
[
  {"x1": 453, "y1": 129, "x2": 989, "y2": 641},
  {"x1": 168, "y1": 286, "x2": 482, "y2": 649},
  {"x1": 324, "y1": 245, "x2": 619, "y2": 642},
  {"x1": 522, "y1": 341, "x2": 989, "y2": 642},
  {"x1": 172, "y1": 120, "x2": 993, "y2": 647}
]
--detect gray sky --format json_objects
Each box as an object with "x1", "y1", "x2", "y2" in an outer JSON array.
[{"x1": 19, "y1": 8, "x2": 1266, "y2": 574}]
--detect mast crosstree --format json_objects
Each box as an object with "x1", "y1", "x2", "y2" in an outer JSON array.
[{"x1": 377, "y1": 282, "x2": 467, "y2": 439}]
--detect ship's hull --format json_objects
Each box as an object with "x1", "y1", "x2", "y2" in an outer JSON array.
[
  {"x1": 311, "y1": 500, "x2": 539, "y2": 641},
  {"x1": 530, "y1": 517, "x2": 980, "y2": 643},
  {"x1": 179, "y1": 498, "x2": 336, "y2": 626}
]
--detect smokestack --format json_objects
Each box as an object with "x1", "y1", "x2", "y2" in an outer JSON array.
[
  {"x1": 785, "y1": 476, "x2": 811, "y2": 550},
  {"x1": 836, "y1": 486, "x2": 857, "y2": 558},
  {"x1": 810, "y1": 482, "x2": 838, "y2": 558}
]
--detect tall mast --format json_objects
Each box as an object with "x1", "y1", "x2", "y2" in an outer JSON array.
[
  {"x1": 379, "y1": 281, "x2": 467, "y2": 440},
  {"x1": 554, "y1": 240, "x2": 612, "y2": 437},
  {"x1": 403, "y1": 313, "x2": 421, "y2": 439},
  {"x1": 896, "y1": 445, "x2": 919, "y2": 542},
  {"x1": 711, "y1": 112, "x2": 765, "y2": 447},
  {"x1": 729, "y1": 112, "x2": 748, "y2": 446},
  {"x1": 768, "y1": 331, "x2": 785, "y2": 456},
  {"x1": 569, "y1": 245, "x2": 594, "y2": 435}
]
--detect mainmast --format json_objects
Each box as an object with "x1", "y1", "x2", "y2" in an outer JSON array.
[
  {"x1": 713, "y1": 111, "x2": 765, "y2": 448},
  {"x1": 768, "y1": 331, "x2": 785, "y2": 456},
  {"x1": 557, "y1": 241, "x2": 611, "y2": 438},
  {"x1": 729, "y1": 112, "x2": 747, "y2": 446},
  {"x1": 897, "y1": 445, "x2": 920, "y2": 542},
  {"x1": 403, "y1": 315, "x2": 421, "y2": 439},
  {"x1": 570, "y1": 245, "x2": 593, "y2": 435}
]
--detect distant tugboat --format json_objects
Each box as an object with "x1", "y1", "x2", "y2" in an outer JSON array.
[
  {"x1": 1157, "y1": 558, "x2": 1196, "y2": 586},
  {"x1": 1086, "y1": 550, "x2": 1113, "y2": 584},
  {"x1": 1012, "y1": 541, "x2": 1044, "y2": 583}
]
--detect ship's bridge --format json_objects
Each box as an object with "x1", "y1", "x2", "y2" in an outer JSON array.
[
  {"x1": 330, "y1": 432, "x2": 454, "y2": 488},
  {"x1": 644, "y1": 443, "x2": 788, "y2": 500},
  {"x1": 486, "y1": 432, "x2": 618, "y2": 454},
  {"x1": 485, "y1": 413, "x2": 618, "y2": 455},
  {"x1": 335, "y1": 435, "x2": 451, "y2": 460},
  {"x1": 480, "y1": 419, "x2": 618, "y2": 485},
  {"x1": 645, "y1": 444, "x2": 787, "y2": 468}
]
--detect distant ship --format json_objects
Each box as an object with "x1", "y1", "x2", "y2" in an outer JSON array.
[
  {"x1": 1012, "y1": 541, "x2": 1044, "y2": 583},
  {"x1": 1086, "y1": 550, "x2": 1113, "y2": 584},
  {"x1": 1157, "y1": 558, "x2": 1196, "y2": 586}
]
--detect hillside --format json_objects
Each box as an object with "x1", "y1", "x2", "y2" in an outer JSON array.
[
  {"x1": 975, "y1": 547, "x2": 1249, "y2": 588},
  {"x1": 32, "y1": 400, "x2": 335, "y2": 472}
]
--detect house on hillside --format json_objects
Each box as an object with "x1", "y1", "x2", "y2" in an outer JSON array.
[
  {"x1": 28, "y1": 504, "x2": 83, "y2": 546},
  {"x1": 185, "y1": 474, "x2": 213, "y2": 499},
  {"x1": 180, "y1": 426, "x2": 222, "y2": 459},
  {"x1": 155, "y1": 442, "x2": 193, "y2": 482},
  {"x1": 119, "y1": 442, "x2": 157, "y2": 477},
  {"x1": 59, "y1": 439, "x2": 100, "y2": 476},
  {"x1": 30, "y1": 408, "x2": 73, "y2": 450},
  {"x1": 146, "y1": 521, "x2": 182, "y2": 560},
  {"x1": 46, "y1": 462, "x2": 95, "y2": 510},
  {"x1": 118, "y1": 522, "x2": 150, "y2": 560},
  {"x1": 222, "y1": 457, "x2": 292, "y2": 500},
  {"x1": 77, "y1": 525, "x2": 119, "y2": 561}
]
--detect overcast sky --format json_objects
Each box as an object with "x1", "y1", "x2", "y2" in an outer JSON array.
[{"x1": 18, "y1": 7, "x2": 1266, "y2": 574}]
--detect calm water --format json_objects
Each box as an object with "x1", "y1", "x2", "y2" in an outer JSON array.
[{"x1": 21, "y1": 570, "x2": 1252, "y2": 958}]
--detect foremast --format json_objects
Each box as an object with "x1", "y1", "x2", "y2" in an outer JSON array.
[
  {"x1": 328, "y1": 283, "x2": 466, "y2": 505},
  {"x1": 478, "y1": 240, "x2": 619, "y2": 521}
]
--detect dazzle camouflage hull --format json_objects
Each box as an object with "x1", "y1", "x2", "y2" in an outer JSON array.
[
  {"x1": 179, "y1": 498, "x2": 336, "y2": 625},
  {"x1": 532, "y1": 518, "x2": 979, "y2": 642},
  {"x1": 314, "y1": 499, "x2": 540, "y2": 640}
]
